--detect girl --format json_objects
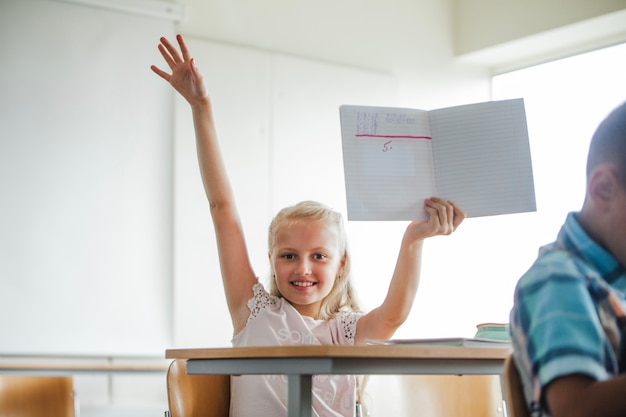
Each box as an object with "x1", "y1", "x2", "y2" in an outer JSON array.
[{"x1": 152, "y1": 34, "x2": 466, "y2": 417}]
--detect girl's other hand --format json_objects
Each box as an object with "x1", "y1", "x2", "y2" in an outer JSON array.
[{"x1": 407, "y1": 197, "x2": 466, "y2": 241}]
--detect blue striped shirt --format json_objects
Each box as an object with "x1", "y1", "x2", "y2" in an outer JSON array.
[{"x1": 509, "y1": 212, "x2": 626, "y2": 416}]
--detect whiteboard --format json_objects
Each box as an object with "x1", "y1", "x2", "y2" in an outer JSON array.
[{"x1": 0, "y1": 0, "x2": 175, "y2": 356}]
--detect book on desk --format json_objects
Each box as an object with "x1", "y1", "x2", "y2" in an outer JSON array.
[{"x1": 365, "y1": 337, "x2": 512, "y2": 348}]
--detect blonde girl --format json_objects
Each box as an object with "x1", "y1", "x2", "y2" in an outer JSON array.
[{"x1": 152, "y1": 34, "x2": 465, "y2": 417}]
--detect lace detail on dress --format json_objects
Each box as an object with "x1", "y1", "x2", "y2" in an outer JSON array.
[
  {"x1": 246, "y1": 282, "x2": 278, "y2": 324},
  {"x1": 341, "y1": 312, "x2": 360, "y2": 344}
]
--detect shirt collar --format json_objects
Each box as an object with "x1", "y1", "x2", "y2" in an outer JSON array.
[{"x1": 559, "y1": 212, "x2": 626, "y2": 287}]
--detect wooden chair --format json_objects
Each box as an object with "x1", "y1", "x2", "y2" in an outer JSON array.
[
  {"x1": 503, "y1": 354, "x2": 531, "y2": 417},
  {"x1": 166, "y1": 359, "x2": 230, "y2": 417},
  {"x1": 386, "y1": 374, "x2": 503, "y2": 417},
  {"x1": 0, "y1": 375, "x2": 75, "y2": 417}
]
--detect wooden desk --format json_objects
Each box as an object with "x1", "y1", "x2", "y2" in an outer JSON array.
[{"x1": 166, "y1": 345, "x2": 511, "y2": 417}]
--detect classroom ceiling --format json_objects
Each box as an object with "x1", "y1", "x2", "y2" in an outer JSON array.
[
  {"x1": 170, "y1": 0, "x2": 626, "y2": 74},
  {"x1": 172, "y1": 0, "x2": 449, "y2": 74}
]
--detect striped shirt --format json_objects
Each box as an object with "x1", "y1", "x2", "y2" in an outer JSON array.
[{"x1": 509, "y1": 212, "x2": 626, "y2": 416}]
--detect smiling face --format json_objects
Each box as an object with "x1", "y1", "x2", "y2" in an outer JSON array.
[{"x1": 269, "y1": 220, "x2": 345, "y2": 318}]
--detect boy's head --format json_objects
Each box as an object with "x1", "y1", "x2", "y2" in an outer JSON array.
[
  {"x1": 581, "y1": 101, "x2": 626, "y2": 267},
  {"x1": 586, "y1": 101, "x2": 626, "y2": 187}
]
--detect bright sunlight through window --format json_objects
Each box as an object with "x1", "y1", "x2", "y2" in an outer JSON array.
[
  {"x1": 365, "y1": 42, "x2": 626, "y2": 340},
  {"x1": 492, "y1": 42, "x2": 626, "y2": 251},
  {"x1": 478, "y1": 42, "x2": 626, "y2": 322}
]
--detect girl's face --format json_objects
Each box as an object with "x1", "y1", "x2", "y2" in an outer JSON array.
[{"x1": 269, "y1": 220, "x2": 345, "y2": 319}]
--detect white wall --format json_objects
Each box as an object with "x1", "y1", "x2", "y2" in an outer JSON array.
[
  {"x1": 171, "y1": 40, "x2": 272, "y2": 348},
  {"x1": 175, "y1": 0, "x2": 493, "y2": 108},
  {"x1": 0, "y1": 0, "x2": 174, "y2": 357},
  {"x1": 0, "y1": 0, "x2": 176, "y2": 415}
]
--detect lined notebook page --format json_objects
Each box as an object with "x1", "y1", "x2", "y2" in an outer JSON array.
[
  {"x1": 340, "y1": 105, "x2": 436, "y2": 220},
  {"x1": 428, "y1": 98, "x2": 536, "y2": 217}
]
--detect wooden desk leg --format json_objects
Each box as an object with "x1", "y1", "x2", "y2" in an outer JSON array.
[
  {"x1": 500, "y1": 374, "x2": 508, "y2": 417},
  {"x1": 287, "y1": 374, "x2": 312, "y2": 417}
]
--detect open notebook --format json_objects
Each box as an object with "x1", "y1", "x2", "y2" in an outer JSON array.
[{"x1": 339, "y1": 98, "x2": 536, "y2": 221}]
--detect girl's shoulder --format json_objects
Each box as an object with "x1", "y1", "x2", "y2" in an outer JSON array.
[
  {"x1": 334, "y1": 311, "x2": 362, "y2": 345},
  {"x1": 246, "y1": 281, "x2": 279, "y2": 321}
]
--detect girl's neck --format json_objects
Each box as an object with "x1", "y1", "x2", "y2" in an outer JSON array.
[{"x1": 287, "y1": 299, "x2": 322, "y2": 320}]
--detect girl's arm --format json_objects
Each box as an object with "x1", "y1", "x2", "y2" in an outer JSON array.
[
  {"x1": 354, "y1": 197, "x2": 465, "y2": 344},
  {"x1": 151, "y1": 35, "x2": 257, "y2": 334}
]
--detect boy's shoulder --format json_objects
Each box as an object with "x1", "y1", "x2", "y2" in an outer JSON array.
[{"x1": 518, "y1": 242, "x2": 585, "y2": 288}]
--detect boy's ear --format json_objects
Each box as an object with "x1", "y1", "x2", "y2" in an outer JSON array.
[{"x1": 587, "y1": 165, "x2": 616, "y2": 206}]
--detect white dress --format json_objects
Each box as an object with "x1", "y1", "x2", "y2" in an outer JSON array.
[{"x1": 230, "y1": 282, "x2": 361, "y2": 417}]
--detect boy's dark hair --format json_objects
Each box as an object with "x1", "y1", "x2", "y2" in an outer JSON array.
[{"x1": 586, "y1": 101, "x2": 626, "y2": 187}]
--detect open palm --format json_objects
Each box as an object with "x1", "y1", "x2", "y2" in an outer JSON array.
[{"x1": 151, "y1": 34, "x2": 207, "y2": 105}]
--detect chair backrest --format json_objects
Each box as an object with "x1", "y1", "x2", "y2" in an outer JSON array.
[
  {"x1": 399, "y1": 374, "x2": 503, "y2": 417},
  {"x1": 0, "y1": 375, "x2": 75, "y2": 417},
  {"x1": 166, "y1": 359, "x2": 230, "y2": 417},
  {"x1": 503, "y1": 354, "x2": 531, "y2": 417}
]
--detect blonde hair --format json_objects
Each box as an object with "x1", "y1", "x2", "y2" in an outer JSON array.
[{"x1": 267, "y1": 200, "x2": 360, "y2": 319}]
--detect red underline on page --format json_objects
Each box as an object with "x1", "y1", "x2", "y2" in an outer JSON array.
[{"x1": 355, "y1": 134, "x2": 432, "y2": 140}]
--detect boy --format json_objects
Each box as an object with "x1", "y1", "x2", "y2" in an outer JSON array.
[{"x1": 510, "y1": 101, "x2": 626, "y2": 417}]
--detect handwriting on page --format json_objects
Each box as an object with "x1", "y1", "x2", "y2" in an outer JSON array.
[
  {"x1": 356, "y1": 111, "x2": 432, "y2": 144},
  {"x1": 340, "y1": 105, "x2": 438, "y2": 221},
  {"x1": 354, "y1": 111, "x2": 432, "y2": 178}
]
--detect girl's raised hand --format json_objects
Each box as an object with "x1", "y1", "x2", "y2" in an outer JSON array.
[
  {"x1": 407, "y1": 197, "x2": 466, "y2": 241},
  {"x1": 151, "y1": 34, "x2": 208, "y2": 105}
]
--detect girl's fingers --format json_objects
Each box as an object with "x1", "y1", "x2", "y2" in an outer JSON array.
[
  {"x1": 427, "y1": 197, "x2": 449, "y2": 226},
  {"x1": 154, "y1": 35, "x2": 196, "y2": 84},
  {"x1": 157, "y1": 43, "x2": 176, "y2": 70},
  {"x1": 449, "y1": 201, "x2": 466, "y2": 229},
  {"x1": 160, "y1": 36, "x2": 183, "y2": 64},
  {"x1": 413, "y1": 198, "x2": 464, "y2": 239},
  {"x1": 152, "y1": 34, "x2": 208, "y2": 102},
  {"x1": 150, "y1": 65, "x2": 170, "y2": 81},
  {"x1": 424, "y1": 197, "x2": 461, "y2": 234},
  {"x1": 176, "y1": 34, "x2": 192, "y2": 62}
]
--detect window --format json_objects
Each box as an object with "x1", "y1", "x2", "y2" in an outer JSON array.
[
  {"x1": 394, "y1": 42, "x2": 626, "y2": 339},
  {"x1": 493, "y1": 42, "x2": 626, "y2": 241},
  {"x1": 484, "y1": 42, "x2": 626, "y2": 323}
]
